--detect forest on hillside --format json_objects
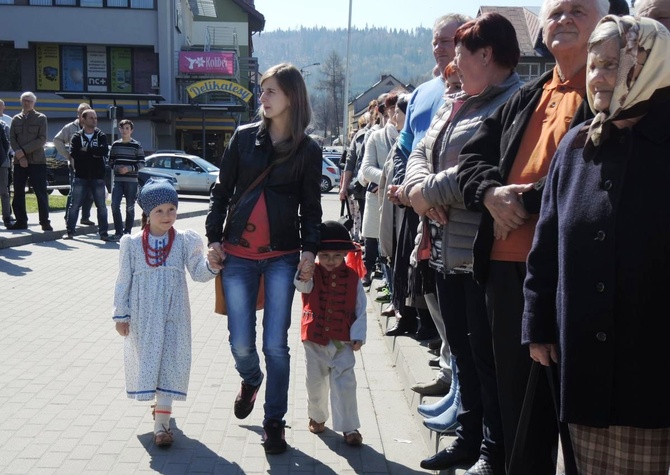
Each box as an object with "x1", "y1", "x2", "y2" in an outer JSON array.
[{"x1": 253, "y1": 26, "x2": 437, "y2": 100}]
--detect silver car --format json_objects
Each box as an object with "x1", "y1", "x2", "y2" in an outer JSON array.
[
  {"x1": 321, "y1": 156, "x2": 340, "y2": 193},
  {"x1": 143, "y1": 152, "x2": 219, "y2": 195}
]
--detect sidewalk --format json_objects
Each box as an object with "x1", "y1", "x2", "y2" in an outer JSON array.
[
  {"x1": 0, "y1": 191, "x2": 467, "y2": 474},
  {"x1": 0, "y1": 193, "x2": 210, "y2": 249}
]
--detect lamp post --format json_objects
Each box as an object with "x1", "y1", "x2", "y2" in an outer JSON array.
[
  {"x1": 342, "y1": 0, "x2": 352, "y2": 149},
  {"x1": 300, "y1": 62, "x2": 321, "y2": 77}
]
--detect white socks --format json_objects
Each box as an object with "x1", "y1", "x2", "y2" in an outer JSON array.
[{"x1": 154, "y1": 395, "x2": 172, "y2": 434}]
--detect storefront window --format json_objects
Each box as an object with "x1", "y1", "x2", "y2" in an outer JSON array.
[{"x1": 0, "y1": 44, "x2": 21, "y2": 91}]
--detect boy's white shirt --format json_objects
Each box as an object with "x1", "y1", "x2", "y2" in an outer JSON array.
[{"x1": 294, "y1": 268, "x2": 367, "y2": 344}]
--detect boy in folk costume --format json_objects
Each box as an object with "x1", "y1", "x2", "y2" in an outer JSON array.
[{"x1": 294, "y1": 220, "x2": 367, "y2": 446}]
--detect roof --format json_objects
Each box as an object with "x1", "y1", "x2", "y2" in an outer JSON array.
[
  {"x1": 187, "y1": 0, "x2": 265, "y2": 32},
  {"x1": 479, "y1": 6, "x2": 547, "y2": 58}
]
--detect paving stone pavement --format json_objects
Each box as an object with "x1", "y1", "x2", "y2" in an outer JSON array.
[{"x1": 0, "y1": 191, "x2": 453, "y2": 475}]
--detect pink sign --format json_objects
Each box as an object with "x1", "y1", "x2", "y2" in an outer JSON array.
[{"x1": 179, "y1": 52, "x2": 235, "y2": 75}]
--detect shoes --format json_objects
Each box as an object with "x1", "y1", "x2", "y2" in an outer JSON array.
[
  {"x1": 418, "y1": 356, "x2": 459, "y2": 418},
  {"x1": 62, "y1": 232, "x2": 74, "y2": 240},
  {"x1": 420, "y1": 442, "x2": 479, "y2": 471},
  {"x1": 6, "y1": 222, "x2": 27, "y2": 230},
  {"x1": 428, "y1": 338, "x2": 442, "y2": 350},
  {"x1": 428, "y1": 348, "x2": 440, "y2": 356},
  {"x1": 263, "y1": 419, "x2": 287, "y2": 454},
  {"x1": 464, "y1": 458, "x2": 497, "y2": 475},
  {"x1": 234, "y1": 381, "x2": 261, "y2": 419},
  {"x1": 423, "y1": 377, "x2": 461, "y2": 433},
  {"x1": 308, "y1": 418, "x2": 325, "y2": 434},
  {"x1": 375, "y1": 280, "x2": 388, "y2": 291},
  {"x1": 80, "y1": 218, "x2": 95, "y2": 225},
  {"x1": 41, "y1": 222, "x2": 53, "y2": 231},
  {"x1": 108, "y1": 234, "x2": 122, "y2": 242},
  {"x1": 3, "y1": 217, "x2": 16, "y2": 227},
  {"x1": 374, "y1": 287, "x2": 391, "y2": 303},
  {"x1": 385, "y1": 323, "x2": 413, "y2": 337},
  {"x1": 411, "y1": 378, "x2": 450, "y2": 396},
  {"x1": 381, "y1": 306, "x2": 396, "y2": 317},
  {"x1": 154, "y1": 424, "x2": 174, "y2": 448},
  {"x1": 428, "y1": 357, "x2": 441, "y2": 368},
  {"x1": 361, "y1": 276, "x2": 372, "y2": 287},
  {"x1": 100, "y1": 234, "x2": 112, "y2": 241},
  {"x1": 343, "y1": 430, "x2": 363, "y2": 446}
]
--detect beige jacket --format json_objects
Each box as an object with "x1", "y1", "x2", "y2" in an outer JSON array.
[{"x1": 10, "y1": 109, "x2": 47, "y2": 165}]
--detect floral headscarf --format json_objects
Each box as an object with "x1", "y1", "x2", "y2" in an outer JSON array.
[{"x1": 586, "y1": 15, "x2": 670, "y2": 149}]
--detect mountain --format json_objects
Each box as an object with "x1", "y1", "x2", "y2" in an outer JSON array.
[{"x1": 253, "y1": 26, "x2": 437, "y2": 100}]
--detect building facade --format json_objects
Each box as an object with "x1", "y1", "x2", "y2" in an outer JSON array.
[{"x1": 0, "y1": 0, "x2": 264, "y2": 162}]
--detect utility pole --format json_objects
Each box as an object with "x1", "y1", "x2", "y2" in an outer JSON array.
[
  {"x1": 300, "y1": 62, "x2": 321, "y2": 77},
  {"x1": 342, "y1": 0, "x2": 352, "y2": 149}
]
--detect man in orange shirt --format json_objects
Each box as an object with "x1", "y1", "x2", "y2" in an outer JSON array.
[{"x1": 457, "y1": 0, "x2": 608, "y2": 473}]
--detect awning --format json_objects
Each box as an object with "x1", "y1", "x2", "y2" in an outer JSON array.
[{"x1": 56, "y1": 92, "x2": 166, "y2": 111}]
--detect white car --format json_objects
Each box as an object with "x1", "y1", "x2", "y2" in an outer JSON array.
[
  {"x1": 321, "y1": 156, "x2": 340, "y2": 193},
  {"x1": 143, "y1": 152, "x2": 219, "y2": 195}
]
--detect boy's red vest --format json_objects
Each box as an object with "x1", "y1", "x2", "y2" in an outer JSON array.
[{"x1": 301, "y1": 264, "x2": 358, "y2": 345}]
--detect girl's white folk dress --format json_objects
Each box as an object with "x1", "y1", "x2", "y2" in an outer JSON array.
[{"x1": 113, "y1": 229, "x2": 217, "y2": 401}]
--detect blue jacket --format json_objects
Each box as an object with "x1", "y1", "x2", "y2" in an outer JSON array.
[{"x1": 522, "y1": 89, "x2": 670, "y2": 428}]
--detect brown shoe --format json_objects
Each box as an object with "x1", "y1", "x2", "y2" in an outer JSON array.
[
  {"x1": 381, "y1": 306, "x2": 396, "y2": 317},
  {"x1": 343, "y1": 430, "x2": 363, "y2": 446},
  {"x1": 154, "y1": 425, "x2": 174, "y2": 447},
  {"x1": 308, "y1": 418, "x2": 326, "y2": 434},
  {"x1": 410, "y1": 378, "x2": 450, "y2": 396}
]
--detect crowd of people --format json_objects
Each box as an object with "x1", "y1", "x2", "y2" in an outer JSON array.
[
  {"x1": 337, "y1": 1, "x2": 670, "y2": 474},
  {"x1": 5, "y1": 0, "x2": 670, "y2": 472},
  {"x1": 0, "y1": 95, "x2": 145, "y2": 240}
]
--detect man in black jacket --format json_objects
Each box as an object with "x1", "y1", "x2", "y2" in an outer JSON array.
[{"x1": 63, "y1": 109, "x2": 111, "y2": 241}]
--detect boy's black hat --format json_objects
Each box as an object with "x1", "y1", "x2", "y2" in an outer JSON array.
[{"x1": 318, "y1": 220, "x2": 357, "y2": 252}]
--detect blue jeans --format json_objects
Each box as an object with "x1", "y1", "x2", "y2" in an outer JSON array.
[
  {"x1": 12, "y1": 163, "x2": 50, "y2": 225},
  {"x1": 67, "y1": 177, "x2": 108, "y2": 234},
  {"x1": 65, "y1": 169, "x2": 92, "y2": 222},
  {"x1": 111, "y1": 180, "x2": 138, "y2": 235},
  {"x1": 221, "y1": 253, "x2": 299, "y2": 424}
]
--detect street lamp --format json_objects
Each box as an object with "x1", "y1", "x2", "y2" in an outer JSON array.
[{"x1": 300, "y1": 62, "x2": 321, "y2": 77}]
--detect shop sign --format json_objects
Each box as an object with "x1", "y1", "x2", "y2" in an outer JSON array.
[
  {"x1": 186, "y1": 79, "x2": 252, "y2": 102},
  {"x1": 179, "y1": 52, "x2": 235, "y2": 75}
]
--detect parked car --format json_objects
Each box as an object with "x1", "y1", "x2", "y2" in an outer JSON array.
[
  {"x1": 138, "y1": 169, "x2": 179, "y2": 190},
  {"x1": 43, "y1": 142, "x2": 70, "y2": 195},
  {"x1": 143, "y1": 152, "x2": 219, "y2": 195},
  {"x1": 42, "y1": 142, "x2": 112, "y2": 195},
  {"x1": 321, "y1": 156, "x2": 340, "y2": 193}
]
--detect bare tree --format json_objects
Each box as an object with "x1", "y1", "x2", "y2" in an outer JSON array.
[{"x1": 316, "y1": 51, "x2": 345, "y2": 140}]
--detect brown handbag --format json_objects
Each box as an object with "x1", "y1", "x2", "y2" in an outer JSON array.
[
  {"x1": 213, "y1": 160, "x2": 278, "y2": 316},
  {"x1": 214, "y1": 273, "x2": 264, "y2": 315}
]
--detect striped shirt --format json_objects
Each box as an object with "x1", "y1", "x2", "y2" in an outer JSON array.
[{"x1": 109, "y1": 138, "x2": 145, "y2": 182}]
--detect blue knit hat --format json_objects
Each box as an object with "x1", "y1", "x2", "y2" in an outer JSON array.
[{"x1": 137, "y1": 178, "x2": 178, "y2": 214}]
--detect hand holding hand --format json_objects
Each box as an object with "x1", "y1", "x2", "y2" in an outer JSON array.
[
  {"x1": 297, "y1": 251, "x2": 315, "y2": 281},
  {"x1": 483, "y1": 184, "x2": 533, "y2": 236},
  {"x1": 207, "y1": 242, "x2": 225, "y2": 271},
  {"x1": 116, "y1": 322, "x2": 129, "y2": 336},
  {"x1": 351, "y1": 340, "x2": 362, "y2": 351}
]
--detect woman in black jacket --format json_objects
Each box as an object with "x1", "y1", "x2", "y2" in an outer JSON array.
[{"x1": 206, "y1": 63, "x2": 322, "y2": 455}]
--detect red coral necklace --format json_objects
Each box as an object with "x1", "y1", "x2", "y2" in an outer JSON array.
[{"x1": 142, "y1": 226, "x2": 176, "y2": 267}]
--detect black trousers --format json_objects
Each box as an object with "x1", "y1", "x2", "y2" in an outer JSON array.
[
  {"x1": 436, "y1": 271, "x2": 504, "y2": 469},
  {"x1": 485, "y1": 261, "x2": 557, "y2": 475}
]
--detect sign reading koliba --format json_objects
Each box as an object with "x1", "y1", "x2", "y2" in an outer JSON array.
[
  {"x1": 186, "y1": 79, "x2": 252, "y2": 102},
  {"x1": 179, "y1": 52, "x2": 234, "y2": 75}
]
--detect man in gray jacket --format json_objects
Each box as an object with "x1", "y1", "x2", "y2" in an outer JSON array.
[
  {"x1": 54, "y1": 102, "x2": 94, "y2": 225},
  {"x1": 8, "y1": 91, "x2": 50, "y2": 231}
]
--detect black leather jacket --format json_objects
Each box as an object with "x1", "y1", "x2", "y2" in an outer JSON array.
[{"x1": 205, "y1": 122, "x2": 322, "y2": 254}]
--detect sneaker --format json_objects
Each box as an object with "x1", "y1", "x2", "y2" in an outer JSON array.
[
  {"x1": 62, "y1": 232, "x2": 74, "y2": 240},
  {"x1": 263, "y1": 419, "x2": 287, "y2": 454},
  {"x1": 375, "y1": 287, "x2": 391, "y2": 303},
  {"x1": 375, "y1": 280, "x2": 388, "y2": 291},
  {"x1": 41, "y1": 222, "x2": 53, "y2": 231},
  {"x1": 108, "y1": 234, "x2": 122, "y2": 242},
  {"x1": 100, "y1": 234, "x2": 111, "y2": 241},
  {"x1": 80, "y1": 218, "x2": 95, "y2": 225},
  {"x1": 6, "y1": 222, "x2": 27, "y2": 230},
  {"x1": 234, "y1": 381, "x2": 261, "y2": 419}
]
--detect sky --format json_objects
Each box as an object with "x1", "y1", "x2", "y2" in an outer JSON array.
[{"x1": 253, "y1": 0, "x2": 545, "y2": 31}]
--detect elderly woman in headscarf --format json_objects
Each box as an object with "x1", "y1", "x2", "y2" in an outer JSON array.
[{"x1": 522, "y1": 15, "x2": 670, "y2": 474}]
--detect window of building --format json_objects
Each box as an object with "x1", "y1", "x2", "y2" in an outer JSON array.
[
  {"x1": 0, "y1": 0, "x2": 14, "y2": 4},
  {"x1": 29, "y1": 0, "x2": 52, "y2": 5},
  {"x1": 80, "y1": 0, "x2": 103, "y2": 6},
  {"x1": 55, "y1": 0, "x2": 77, "y2": 5},
  {"x1": 107, "y1": 0, "x2": 128, "y2": 6},
  {"x1": 130, "y1": 0, "x2": 152, "y2": 7},
  {"x1": 0, "y1": 43, "x2": 21, "y2": 91},
  {"x1": 516, "y1": 63, "x2": 541, "y2": 82}
]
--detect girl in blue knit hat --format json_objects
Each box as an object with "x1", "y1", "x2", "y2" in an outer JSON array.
[{"x1": 112, "y1": 178, "x2": 218, "y2": 447}]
